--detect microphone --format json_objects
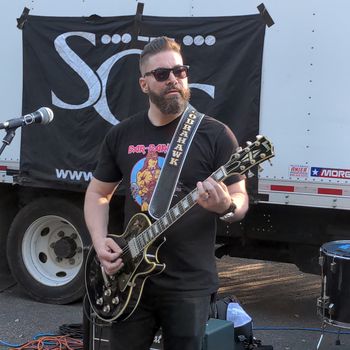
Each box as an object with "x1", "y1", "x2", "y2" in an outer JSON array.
[{"x1": 0, "y1": 107, "x2": 54, "y2": 130}]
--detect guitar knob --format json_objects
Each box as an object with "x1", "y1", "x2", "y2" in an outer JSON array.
[
  {"x1": 96, "y1": 298, "x2": 103, "y2": 306},
  {"x1": 103, "y1": 305, "x2": 111, "y2": 313},
  {"x1": 104, "y1": 288, "x2": 112, "y2": 297},
  {"x1": 112, "y1": 297, "x2": 120, "y2": 305}
]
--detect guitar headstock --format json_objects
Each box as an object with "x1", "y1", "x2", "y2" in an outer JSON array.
[{"x1": 225, "y1": 135, "x2": 274, "y2": 177}]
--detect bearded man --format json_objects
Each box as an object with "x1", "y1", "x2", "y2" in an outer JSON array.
[{"x1": 84, "y1": 36, "x2": 248, "y2": 350}]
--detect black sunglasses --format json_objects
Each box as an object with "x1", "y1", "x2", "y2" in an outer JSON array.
[{"x1": 143, "y1": 65, "x2": 189, "y2": 82}]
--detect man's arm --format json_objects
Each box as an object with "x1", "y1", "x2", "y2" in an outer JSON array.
[
  {"x1": 196, "y1": 178, "x2": 249, "y2": 222},
  {"x1": 84, "y1": 177, "x2": 124, "y2": 274}
]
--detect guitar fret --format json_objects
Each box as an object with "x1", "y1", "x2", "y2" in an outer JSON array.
[
  {"x1": 168, "y1": 209, "x2": 176, "y2": 222},
  {"x1": 135, "y1": 237, "x2": 142, "y2": 252},
  {"x1": 162, "y1": 215, "x2": 169, "y2": 227},
  {"x1": 182, "y1": 197, "x2": 189, "y2": 209},
  {"x1": 173, "y1": 206, "x2": 180, "y2": 217},
  {"x1": 151, "y1": 226, "x2": 156, "y2": 238},
  {"x1": 158, "y1": 219, "x2": 165, "y2": 232},
  {"x1": 212, "y1": 168, "x2": 225, "y2": 182},
  {"x1": 178, "y1": 202, "x2": 185, "y2": 214},
  {"x1": 188, "y1": 193, "x2": 195, "y2": 206},
  {"x1": 138, "y1": 235, "x2": 145, "y2": 251},
  {"x1": 166, "y1": 212, "x2": 172, "y2": 225},
  {"x1": 146, "y1": 228, "x2": 152, "y2": 241},
  {"x1": 140, "y1": 235, "x2": 146, "y2": 248},
  {"x1": 154, "y1": 223, "x2": 160, "y2": 235}
]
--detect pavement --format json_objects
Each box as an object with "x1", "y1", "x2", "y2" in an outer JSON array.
[
  {"x1": 217, "y1": 257, "x2": 350, "y2": 350},
  {"x1": 0, "y1": 257, "x2": 349, "y2": 350}
]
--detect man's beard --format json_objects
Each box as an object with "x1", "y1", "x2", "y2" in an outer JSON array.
[{"x1": 148, "y1": 84, "x2": 191, "y2": 115}]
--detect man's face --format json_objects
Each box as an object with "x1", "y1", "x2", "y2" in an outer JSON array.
[{"x1": 139, "y1": 50, "x2": 190, "y2": 115}]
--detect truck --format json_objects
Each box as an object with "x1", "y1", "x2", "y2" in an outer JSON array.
[{"x1": 1, "y1": 0, "x2": 349, "y2": 304}]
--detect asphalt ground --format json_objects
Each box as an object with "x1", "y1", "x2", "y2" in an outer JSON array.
[{"x1": 1, "y1": 257, "x2": 350, "y2": 350}]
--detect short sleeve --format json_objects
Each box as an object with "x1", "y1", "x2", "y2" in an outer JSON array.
[{"x1": 93, "y1": 127, "x2": 123, "y2": 183}]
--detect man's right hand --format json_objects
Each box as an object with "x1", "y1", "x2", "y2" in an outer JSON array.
[{"x1": 94, "y1": 237, "x2": 124, "y2": 275}]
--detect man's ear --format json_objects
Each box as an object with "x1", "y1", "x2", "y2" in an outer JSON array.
[{"x1": 139, "y1": 77, "x2": 148, "y2": 93}]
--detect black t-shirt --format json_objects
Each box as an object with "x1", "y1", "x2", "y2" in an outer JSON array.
[{"x1": 94, "y1": 111, "x2": 243, "y2": 296}]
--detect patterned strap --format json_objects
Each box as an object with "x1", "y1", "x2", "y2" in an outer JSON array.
[{"x1": 148, "y1": 104, "x2": 204, "y2": 219}]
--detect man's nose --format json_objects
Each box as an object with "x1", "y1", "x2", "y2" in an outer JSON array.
[{"x1": 167, "y1": 71, "x2": 178, "y2": 83}]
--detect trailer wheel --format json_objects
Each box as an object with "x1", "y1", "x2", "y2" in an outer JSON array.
[{"x1": 7, "y1": 197, "x2": 90, "y2": 304}]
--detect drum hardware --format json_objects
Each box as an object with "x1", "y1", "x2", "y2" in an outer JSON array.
[
  {"x1": 316, "y1": 240, "x2": 350, "y2": 349},
  {"x1": 318, "y1": 256, "x2": 324, "y2": 266}
]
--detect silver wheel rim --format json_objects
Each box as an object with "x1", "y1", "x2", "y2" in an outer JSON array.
[{"x1": 22, "y1": 215, "x2": 83, "y2": 287}]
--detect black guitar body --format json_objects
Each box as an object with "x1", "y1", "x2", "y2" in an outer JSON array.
[{"x1": 85, "y1": 213, "x2": 166, "y2": 322}]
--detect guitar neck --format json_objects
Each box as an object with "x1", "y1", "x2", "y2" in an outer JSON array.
[{"x1": 133, "y1": 166, "x2": 227, "y2": 253}]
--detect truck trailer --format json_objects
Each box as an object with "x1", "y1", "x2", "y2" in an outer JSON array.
[{"x1": 1, "y1": 0, "x2": 349, "y2": 304}]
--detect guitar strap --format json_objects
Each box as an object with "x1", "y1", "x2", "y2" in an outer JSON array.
[{"x1": 148, "y1": 103, "x2": 205, "y2": 219}]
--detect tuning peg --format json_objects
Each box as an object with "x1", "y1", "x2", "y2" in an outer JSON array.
[
  {"x1": 247, "y1": 170, "x2": 255, "y2": 178},
  {"x1": 268, "y1": 159, "x2": 273, "y2": 166},
  {"x1": 258, "y1": 165, "x2": 264, "y2": 172},
  {"x1": 246, "y1": 141, "x2": 252, "y2": 146}
]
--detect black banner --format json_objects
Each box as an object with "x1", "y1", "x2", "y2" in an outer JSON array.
[{"x1": 20, "y1": 14, "x2": 266, "y2": 191}]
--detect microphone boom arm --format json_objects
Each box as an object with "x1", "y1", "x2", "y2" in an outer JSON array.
[{"x1": 0, "y1": 127, "x2": 17, "y2": 156}]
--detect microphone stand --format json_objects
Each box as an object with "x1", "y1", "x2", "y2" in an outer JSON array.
[{"x1": 0, "y1": 127, "x2": 17, "y2": 156}]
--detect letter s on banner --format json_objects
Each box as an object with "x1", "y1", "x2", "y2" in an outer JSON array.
[{"x1": 52, "y1": 32, "x2": 101, "y2": 109}]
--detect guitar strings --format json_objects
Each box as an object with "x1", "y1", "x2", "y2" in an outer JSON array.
[{"x1": 116, "y1": 189, "x2": 197, "y2": 260}]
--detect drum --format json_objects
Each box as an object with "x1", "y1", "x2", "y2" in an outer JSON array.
[{"x1": 317, "y1": 240, "x2": 350, "y2": 328}]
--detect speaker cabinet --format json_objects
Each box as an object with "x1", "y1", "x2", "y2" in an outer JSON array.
[{"x1": 203, "y1": 318, "x2": 235, "y2": 350}]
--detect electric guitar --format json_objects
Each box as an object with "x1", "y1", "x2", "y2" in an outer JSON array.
[{"x1": 85, "y1": 135, "x2": 274, "y2": 322}]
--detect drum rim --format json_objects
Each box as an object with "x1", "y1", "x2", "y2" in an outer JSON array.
[{"x1": 320, "y1": 240, "x2": 350, "y2": 259}]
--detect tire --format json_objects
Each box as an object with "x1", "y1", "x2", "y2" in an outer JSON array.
[
  {"x1": 0, "y1": 189, "x2": 17, "y2": 273},
  {"x1": 7, "y1": 197, "x2": 90, "y2": 304}
]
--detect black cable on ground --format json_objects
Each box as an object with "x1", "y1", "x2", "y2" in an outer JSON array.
[{"x1": 59, "y1": 323, "x2": 84, "y2": 339}]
